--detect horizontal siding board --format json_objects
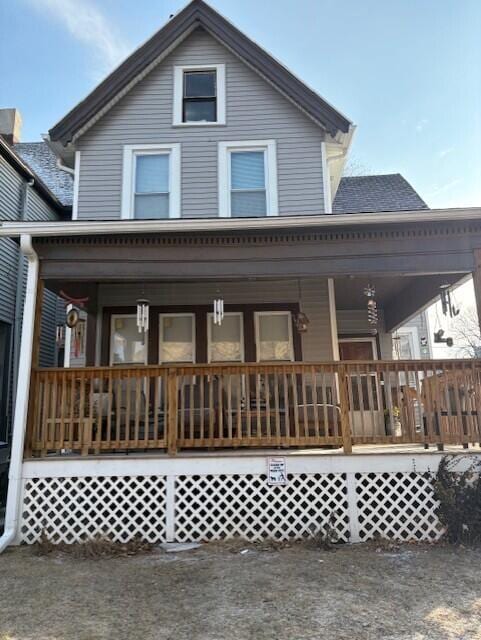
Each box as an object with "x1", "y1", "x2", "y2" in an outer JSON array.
[{"x1": 78, "y1": 30, "x2": 325, "y2": 220}]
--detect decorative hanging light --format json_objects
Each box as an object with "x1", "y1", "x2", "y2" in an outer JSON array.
[
  {"x1": 295, "y1": 279, "x2": 310, "y2": 333},
  {"x1": 136, "y1": 297, "x2": 150, "y2": 333},
  {"x1": 213, "y1": 297, "x2": 224, "y2": 325}
]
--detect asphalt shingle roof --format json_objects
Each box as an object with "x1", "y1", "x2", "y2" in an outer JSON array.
[
  {"x1": 14, "y1": 142, "x2": 73, "y2": 207},
  {"x1": 333, "y1": 174, "x2": 428, "y2": 214}
]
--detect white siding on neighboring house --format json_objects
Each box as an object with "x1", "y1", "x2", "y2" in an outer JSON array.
[{"x1": 76, "y1": 29, "x2": 326, "y2": 220}]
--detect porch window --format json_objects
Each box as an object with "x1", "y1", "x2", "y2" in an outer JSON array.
[
  {"x1": 255, "y1": 311, "x2": 294, "y2": 362},
  {"x1": 159, "y1": 314, "x2": 195, "y2": 363},
  {"x1": 110, "y1": 315, "x2": 147, "y2": 365},
  {"x1": 218, "y1": 140, "x2": 278, "y2": 217},
  {"x1": 207, "y1": 313, "x2": 244, "y2": 362},
  {"x1": 173, "y1": 64, "x2": 226, "y2": 126},
  {"x1": 121, "y1": 144, "x2": 181, "y2": 219}
]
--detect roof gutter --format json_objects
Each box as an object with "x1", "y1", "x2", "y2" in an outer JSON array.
[
  {"x1": 0, "y1": 207, "x2": 481, "y2": 239},
  {"x1": 0, "y1": 236, "x2": 38, "y2": 553}
]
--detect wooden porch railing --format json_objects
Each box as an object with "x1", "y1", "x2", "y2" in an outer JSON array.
[{"x1": 25, "y1": 360, "x2": 481, "y2": 457}]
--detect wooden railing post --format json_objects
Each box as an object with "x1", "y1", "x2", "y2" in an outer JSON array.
[
  {"x1": 337, "y1": 364, "x2": 353, "y2": 454},
  {"x1": 167, "y1": 369, "x2": 178, "y2": 456}
]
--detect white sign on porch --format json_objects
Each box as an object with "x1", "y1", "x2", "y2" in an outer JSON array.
[{"x1": 267, "y1": 457, "x2": 288, "y2": 486}]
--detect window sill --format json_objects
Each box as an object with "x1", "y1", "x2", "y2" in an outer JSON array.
[{"x1": 172, "y1": 121, "x2": 226, "y2": 127}]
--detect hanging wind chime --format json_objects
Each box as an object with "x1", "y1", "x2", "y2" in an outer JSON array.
[
  {"x1": 213, "y1": 296, "x2": 225, "y2": 325},
  {"x1": 294, "y1": 279, "x2": 310, "y2": 333},
  {"x1": 136, "y1": 297, "x2": 150, "y2": 333},
  {"x1": 364, "y1": 283, "x2": 378, "y2": 331}
]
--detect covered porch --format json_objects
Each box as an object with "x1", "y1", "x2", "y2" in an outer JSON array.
[{"x1": 20, "y1": 210, "x2": 481, "y2": 457}]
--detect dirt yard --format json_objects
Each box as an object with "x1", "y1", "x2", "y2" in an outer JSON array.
[{"x1": 0, "y1": 540, "x2": 480, "y2": 640}]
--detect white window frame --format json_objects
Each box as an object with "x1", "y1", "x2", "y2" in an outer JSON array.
[
  {"x1": 393, "y1": 326, "x2": 421, "y2": 360},
  {"x1": 109, "y1": 314, "x2": 148, "y2": 366},
  {"x1": 218, "y1": 140, "x2": 278, "y2": 218},
  {"x1": 207, "y1": 312, "x2": 245, "y2": 363},
  {"x1": 173, "y1": 64, "x2": 226, "y2": 126},
  {"x1": 158, "y1": 313, "x2": 196, "y2": 364},
  {"x1": 121, "y1": 143, "x2": 181, "y2": 220},
  {"x1": 338, "y1": 337, "x2": 379, "y2": 360},
  {"x1": 254, "y1": 311, "x2": 294, "y2": 362}
]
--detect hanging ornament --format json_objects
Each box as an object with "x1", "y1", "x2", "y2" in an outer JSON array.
[
  {"x1": 364, "y1": 282, "x2": 378, "y2": 327},
  {"x1": 295, "y1": 312, "x2": 310, "y2": 333},
  {"x1": 213, "y1": 298, "x2": 224, "y2": 325},
  {"x1": 136, "y1": 298, "x2": 150, "y2": 333},
  {"x1": 294, "y1": 279, "x2": 310, "y2": 333},
  {"x1": 66, "y1": 307, "x2": 80, "y2": 328}
]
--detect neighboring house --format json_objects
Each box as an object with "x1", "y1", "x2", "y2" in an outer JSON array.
[
  {"x1": 1, "y1": 0, "x2": 481, "y2": 549},
  {"x1": 394, "y1": 311, "x2": 433, "y2": 360},
  {"x1": 0, "y1": 110, "x2": 72, "y2": 512}
]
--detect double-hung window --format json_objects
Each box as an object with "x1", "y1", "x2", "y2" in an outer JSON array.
[
  {"x1": 255, "y1": 312, "x2": 294, "y2": 362},
  {"x1": 218, "y1": 140, "x2": 278, "y2": 217},
  {"x1": 121, "y1": 144, "x2": 181, "y2": 219},
  {"x1": 173, "y1": 64, "x2": 226, "y2": 125}
]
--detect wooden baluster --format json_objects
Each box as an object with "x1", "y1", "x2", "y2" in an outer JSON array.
[
  {"x1": 338, "y1": 364, "x2": 353, "y2": 454},
  {"x1": 227, "y1": 373, "x2": 233, "y2": 441},
  {"x1": 273, "y1": 371, "x2": 281, "y2": 445},
  {"x1": 167, "y1": 369, "x2": 178, "y2": 455},
  {"x1": 265, "y1": 369, "x2": 272, "y2": 442},
  {"x1": 310, "y1": 367, "x2": 320, "y2": 441},
  {"x1": 301, "y1": 368, "x2": 309, "y2": 439},
  {"x1": 106, "y1": 369, "x2": 113, "y2": 450}
]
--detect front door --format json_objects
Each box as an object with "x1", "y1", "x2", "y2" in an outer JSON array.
[{"x1": 338, "y1": 338, "x2": 384, "y2": 437}]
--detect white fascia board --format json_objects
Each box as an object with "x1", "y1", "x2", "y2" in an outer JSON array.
[{"x1": 1, "y1": 207, "x2": 481, "y2": 239}]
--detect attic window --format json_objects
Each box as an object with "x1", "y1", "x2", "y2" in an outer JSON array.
[{"x1": 173, "y1": 64, "x2": 225, "y2": 126}]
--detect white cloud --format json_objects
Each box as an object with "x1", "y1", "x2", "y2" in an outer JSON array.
[
  {"x1": 29, "y1": 0, "x2": 130, "y2": 79},
  {"x1": 427, "y1": 177, "x2": 462, "y2": 198}
]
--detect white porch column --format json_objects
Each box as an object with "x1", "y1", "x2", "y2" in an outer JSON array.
[
  {"x1": 0, "y1": 235, "x2": 39, "y2": 551},
  {"x1": 328, "y1": 278, "x2": 340, "y2": 360}
]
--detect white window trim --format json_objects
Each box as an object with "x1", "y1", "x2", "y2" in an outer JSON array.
[
  {"x1": 218, "y1": 140, "x2": 278, "y2": 218},
  {"x1": 72, "y1": 150, "x2": 81, "y2": 221},
  {"x1": 394, "y1": 326, "x2": 421, "y2": 359},
  {"x1": 158, "y1": 313, "x2": 196, "y2": 364},
  {"x1": 207, "y1": 312, "x2": 245, "y2": 363},
  {"x1": 173, "y1": 64, "x2": 226, "y2": 126},
  {"x1": 121, "y1": 143, "x2": 181, "y2": 220},
  {"x1": 254, "y1": 311, "x2": 294, "y2": 362},
  {"x1": 109, "y1": 314, "x2": 148, "y2": 366}
]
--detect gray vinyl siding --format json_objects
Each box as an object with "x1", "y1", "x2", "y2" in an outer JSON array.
[
  {"x1": 97, "y1": 278, "x2": 334, "y2": 363},
  {"x1": 0, "y1": 155, "x2": 60, "y2": 379},
  {"x1": 77, "y1": 29, "x2": 326, "y2": 220}
]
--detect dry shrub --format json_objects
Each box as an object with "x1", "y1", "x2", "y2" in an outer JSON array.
[
  {"x1": 34, "y1": 532, "x2": 155, "y2": 559},
  {"x1": 433, "y1": 455, "x2": 481, "y2": 545}
]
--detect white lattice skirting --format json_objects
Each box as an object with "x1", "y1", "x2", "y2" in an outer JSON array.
[{"x1": 19, "y1": 454, "x2": 480, "y2": 545}]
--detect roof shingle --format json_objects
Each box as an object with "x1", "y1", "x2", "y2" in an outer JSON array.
[
  {"x1": 14, "y1": 142, "x2": 73, "y2": 207},
  {"x1": 333, "y1": 174, "x2": 428, "y2": 214}
]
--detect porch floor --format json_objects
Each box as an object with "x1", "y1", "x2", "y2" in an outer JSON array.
[{"x1": 28, "y1": 442, "x2": 481, "y2": 460}]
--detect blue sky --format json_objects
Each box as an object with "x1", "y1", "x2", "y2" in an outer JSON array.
[{"x1": 1, "y1": 0, "x2": 481, "y2": 209}]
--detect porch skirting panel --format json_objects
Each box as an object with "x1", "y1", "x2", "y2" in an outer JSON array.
[{"x1": 19, "y1": 453, "x2": 479, "y2": 545}]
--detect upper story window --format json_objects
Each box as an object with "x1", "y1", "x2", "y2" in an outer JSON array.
[
  {"x1": 218, "y1": 140, "x2": 278, "y2": 217},
  {"x1": 173, "y1": 64, "x2": 226, "y2": 126},
  {"x1": 121, "y1": 144, "x2": 181, "y2": 219}
]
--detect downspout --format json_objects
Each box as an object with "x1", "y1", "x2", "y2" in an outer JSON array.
[
  {"x1": 0, "y1": 235, "x2": 39, "y2": 552},
  {"x1": 56, "y1": 158, "x2": 75, "y2": 176}
]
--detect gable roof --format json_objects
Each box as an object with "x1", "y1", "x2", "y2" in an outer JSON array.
[
  {"x1": 14, "y1": 142, "x2": 73, "y2": 207},
  {"x1": 332, "y1": 174, "x2": 428, "y2": 214},
  {"x1": 49, "y1": 0, "x2": 352, "y2": 145}
]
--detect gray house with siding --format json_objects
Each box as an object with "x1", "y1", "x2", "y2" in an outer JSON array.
[
  {"x1": 0, "y1": 114, "x2": 72, "y2": 475},
  {"x1": 2, "y1": 0, "x2": 481, "y2": 550}
]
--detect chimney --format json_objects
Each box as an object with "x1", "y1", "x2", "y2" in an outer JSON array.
[{"x1": 0, "y1": 108, "x2": 22, "y2": 144}]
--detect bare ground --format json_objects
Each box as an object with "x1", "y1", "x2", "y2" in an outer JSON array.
[{"x1": 0, "y1": 541, "x2": 480, "y2": 640}]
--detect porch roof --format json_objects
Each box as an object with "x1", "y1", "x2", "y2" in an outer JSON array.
[{"x1": 1, "y1": 206, "x2": 481, "y2": 238}]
